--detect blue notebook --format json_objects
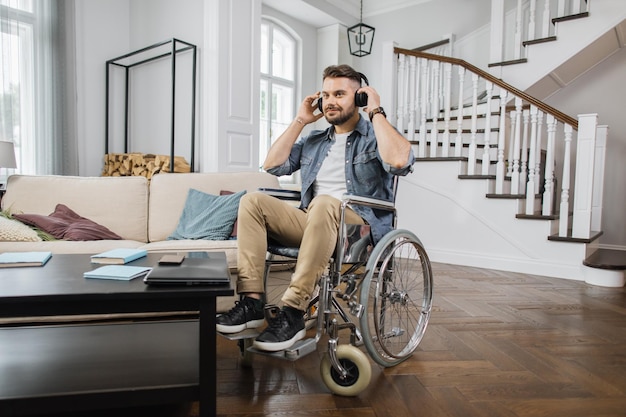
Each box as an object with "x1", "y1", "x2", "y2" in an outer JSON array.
[
  {"x1": 0, "y1": 251, "x2": 52, "y2": 268},
  {"x1": 90, "y1": 248, "x2": 147, "y2": 264},
  {"x1": 84, "y1": 265, "x2": 153, "y2": 281}
]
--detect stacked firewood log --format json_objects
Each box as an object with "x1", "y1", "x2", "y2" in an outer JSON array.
[{"x1": 102, "y1": 153, "x2": 191, "y2": 179}]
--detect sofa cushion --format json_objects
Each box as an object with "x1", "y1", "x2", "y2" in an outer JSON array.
[
  {"x1": 167, "y1": 189, "x2": 246, "y2": 241},
  {"x1": 148, "y1": 172, "x2": 280, "y2": 242},
  {"x1": 0, "y1": 215, "x2": 41, "y2": 242},
  {"x1": 1, "y1": 175, "x2": 149, "y2": 242},
  {"x1": 14, "y1": 204, "x2": 122, "y2": 241}
]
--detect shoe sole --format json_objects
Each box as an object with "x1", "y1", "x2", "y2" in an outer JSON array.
[
  {"x1": 253, "y1": 328, "x2": 306, "y2": 352},
  {"x1": 216, "y1": 318, "x2": 265, "y2": 334}
]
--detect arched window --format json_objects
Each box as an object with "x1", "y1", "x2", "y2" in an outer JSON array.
[{"x1": 259, "y1": 18, "x2": 298, "y2": 169}]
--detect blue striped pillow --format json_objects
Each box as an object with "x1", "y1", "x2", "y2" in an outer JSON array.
[{"x1": 167, "y1": 189, "x2": 246, "y2": 241}]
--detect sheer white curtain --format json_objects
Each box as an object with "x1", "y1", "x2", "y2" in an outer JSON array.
[{"x1": 0, "y1": 0, "x2": 77, "y2": 177}]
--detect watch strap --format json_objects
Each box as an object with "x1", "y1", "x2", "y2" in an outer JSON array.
[{"x1": 369, "y1": 107, "x2": 386, "y2": 122}]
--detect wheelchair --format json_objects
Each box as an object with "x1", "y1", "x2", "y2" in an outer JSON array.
[{"x1": 219, "y1": 189, "x2": 434, "y2": 396}]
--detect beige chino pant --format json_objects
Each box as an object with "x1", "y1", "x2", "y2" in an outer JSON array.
[{"x1": 236, "y1": 192, "x2": 364, "y2": 311}]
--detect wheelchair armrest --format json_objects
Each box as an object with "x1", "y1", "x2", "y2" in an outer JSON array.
[
  {"x1": 258, "y1": 187, "x2": 301, "y2": 201},
  {"x1": 342, "y1": 194, "x2": 395, "y2": 211}
]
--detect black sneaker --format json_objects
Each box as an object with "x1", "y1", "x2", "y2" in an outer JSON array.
[
  {"x1": 253, "y1": 305, "x2": 306, "y2": 352},
  {"x1": 216, "y1": 296, "x2": 265, "y2": 333}
]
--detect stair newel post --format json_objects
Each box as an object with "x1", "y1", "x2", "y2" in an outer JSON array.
[
  {"x1": 510, "y1": 97, "x2": 523, "y2": 194},
  {"x1": 525, "y1": 105, "x2": 539, "y2": 215},
  {"x1": 572, "y1": 114, "x2": 598, "y2": 239},
  {"x1": 429, "y1": 60, "x2": 441, "y2": 158},
  {"x1": 467, "y1": 73, "x2": 479, "y2": 175},
  {"x1": 482, "y1": 81, "x2": 494, "y2": 175},
  {"x1": 534, "y1": 111, "x2": 544, "y2": 195},
  {"x1": 591, "y1": 125, "x2": 608, "y2": 232},
  {"x1": 558, "y1": 124, "x2": 573, "y2": 237},
  {"x1": 520, "y1": 108, "x2": 530, "y2": 190},
  {"x1": 397, "y1": 54, "x2": 407, "y2": 138},
  {"x1": 542, "y1": 114, "x2": 557, "y2": 216},
  {"x1": 454, "y1": 66, "x2": 465, "y2": 157},
  {"x1": 407, "y1": 56, "x2": 417, "y2": 147},
  {"x1": 419, "y1": 58, "x2": 429, "y2": 158},
  {"x1": 495, "y1": 87, "x2": 508, "y2": 194},
  {"x1": 442, "y1": 63, "x2": 452, "y2": 157}
]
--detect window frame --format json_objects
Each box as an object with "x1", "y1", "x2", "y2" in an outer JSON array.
[{"x1": 259, "y1": 17, "x2": 300, "y2": 182}]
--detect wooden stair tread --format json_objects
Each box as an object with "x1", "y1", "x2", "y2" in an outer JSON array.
[{"x1": 583, "y1": 249, "x2": 626, "y2": 270}]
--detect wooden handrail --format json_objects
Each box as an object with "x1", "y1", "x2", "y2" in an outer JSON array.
[
  {"x1": 394, "y1": 47, "x2": 578, "y2": 129},
  {"x1": 412, "y1": 38, "x2": 450, "y2": 52}
]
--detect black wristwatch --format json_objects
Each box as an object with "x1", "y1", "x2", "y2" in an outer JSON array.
[{"x1": 369, "y1": 107, "x2": 386, "y2": 122}]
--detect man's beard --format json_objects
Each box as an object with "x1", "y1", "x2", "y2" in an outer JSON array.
[{"x1": 325, "y1": 105, "x2": 357, "y2": 126}]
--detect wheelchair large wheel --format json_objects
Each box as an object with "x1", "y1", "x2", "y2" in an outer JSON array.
[
  {"x1": 320, "y1": 345, "x2": 371, "y2": 396},
  {"x1": 359, "y1": 229, "x2": 433, "y2": 367}
]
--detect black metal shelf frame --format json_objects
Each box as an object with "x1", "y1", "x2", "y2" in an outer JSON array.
[{"x1": 105, "y1": 38, "x2": 197, "y2": 172}]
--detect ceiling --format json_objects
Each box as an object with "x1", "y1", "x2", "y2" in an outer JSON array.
[{"x1": 262, "y1": 0, "x2": 433, "y2": 28}]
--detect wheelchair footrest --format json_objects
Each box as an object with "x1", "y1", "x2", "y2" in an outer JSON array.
[{"x1": 247, "y1": 337, "x2": 318, "y2": 361}]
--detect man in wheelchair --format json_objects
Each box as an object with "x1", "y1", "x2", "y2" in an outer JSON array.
[{"x1": 216, "y1": 64, "x2": 415, "y2": 352}]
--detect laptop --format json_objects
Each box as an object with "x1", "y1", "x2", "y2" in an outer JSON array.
[{"x1": 144, "y1": 252, "x2": 231, "y2": 286}]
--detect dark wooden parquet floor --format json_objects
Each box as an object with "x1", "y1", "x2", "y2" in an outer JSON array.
[
  {"x1": 33, "y1": 262, "x2": 626, "y2": 417},
  {"x1": 211, "y1": 262, "x2": 626, "y2": 417}
]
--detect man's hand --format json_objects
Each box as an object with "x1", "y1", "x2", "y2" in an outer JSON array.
[{"x1": 297, "y1": 92, "x2": 324, "y2": 125}]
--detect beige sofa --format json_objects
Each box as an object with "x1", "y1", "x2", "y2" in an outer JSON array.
[{"x1": 0, "y1": 171, "x2": 280, "y2": 268}]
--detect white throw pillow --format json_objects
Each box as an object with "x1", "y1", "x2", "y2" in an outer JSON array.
[{"x1": 0, "y1": 216, "x2": 42, "y2": 242}]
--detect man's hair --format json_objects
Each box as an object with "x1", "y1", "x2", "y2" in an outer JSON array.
[{"x1": 322, "y1": 64, "x2": 362, "y2": 84}]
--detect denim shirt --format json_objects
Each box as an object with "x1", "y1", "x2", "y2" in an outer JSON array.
[{"x1": 266, "y1": 115, "x2": 415, "y2": 244}]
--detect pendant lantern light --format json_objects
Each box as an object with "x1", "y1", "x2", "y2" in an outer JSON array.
[{"x1": 347, "y1": 0, "x2": 375, "y2": 57}]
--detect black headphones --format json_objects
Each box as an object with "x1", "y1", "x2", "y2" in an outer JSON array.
[{"x1": 318, "y1": 72, "x2": 369, "y2": 113}]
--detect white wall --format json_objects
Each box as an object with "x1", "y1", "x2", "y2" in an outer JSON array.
[
  {"x1": 75, "y1": 0, "x2": 130, "y2": 176},
  {"x1": 352, "y1": 0, "x2": 492, "y2": 87}
]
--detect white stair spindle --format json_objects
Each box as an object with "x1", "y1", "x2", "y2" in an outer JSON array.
[
  {"x1": 572, "y1": 0, "x2": 581, "y2": 15},
  {"x1": 558, "y1": 124, "x2": 573, "y2": 237},
  {"x1": 557, "y1": 0, "x2": 566, "y2": 18},
  {"x1": 542, "y1": 0, "x2": 551, "y2": 38},
  {"x1": 542, "y1": 114, "x2": 557, "y2": 216},
  {"x1": 495, "y1": 87, "x2": 508, "y2": 194},
  {"x1": 407, "y1": 56, "x2": 417, "y2": 145},
  {"x1": 429, "y1": 61, "x2": 440, "y2": 158},
  {"x1": 520, "y1": 108, "x2": 530, "y2": 191},
  {"x1": 510, "y1": 98, "x2": 523, "y2": 194},
  {"x1": 525, "y1": 105, "x2": 538, "y2": 215},
  {"x1": 482, "y1": 81, "x2": 493, "y2": 175},
  {"x1": 419, "y1": 58, "x2": 428, "y2": 157},
  {"x1": 528, "y1": 0, "x2": 537, "y2": 41},
  {"x1": 467, "y1": 73, "x2": 479, "y2": 175},
  {"x1": 396, "y1": 54, "x2": 406, "y2": 136},
  {"x1": 534, "y1": 111, "x2": 544, "y2": 194},
  {"x1": 442, "y1": 62, "x2": 452, "y2": 157},
  {"x1": 455, "y1": 66, "x2": 465, "y2": 157},
  {"x1": 507, "y1": 110, "x2": 516, "y2": 177},
  {"x1": 514, "y1": 0, "x2": 523, "y2": 60}
]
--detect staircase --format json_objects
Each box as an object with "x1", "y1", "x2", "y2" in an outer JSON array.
[{"x1": 378, "y1": 0, "x2": 625, "y2": 287}]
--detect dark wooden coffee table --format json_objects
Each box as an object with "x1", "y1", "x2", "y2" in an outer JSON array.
[{"x1": 0, "y1": 253, "x2": 233, "y2": 417}]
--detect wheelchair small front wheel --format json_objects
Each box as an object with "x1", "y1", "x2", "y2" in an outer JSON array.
[
  {"x1": 320, "y1": 345, "x2": 371, "y2": 396},
  {"x1": 360, "y1": 229, "x2": 433, "y2": 367}
]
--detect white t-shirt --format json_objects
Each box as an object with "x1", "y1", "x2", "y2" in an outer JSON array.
[{"x1": 314, "y1": 131, "x2": 351, "y2": 200}]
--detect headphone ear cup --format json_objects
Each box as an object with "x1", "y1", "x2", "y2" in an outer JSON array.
[
  {"x1": 355, "y1": 92, "x2": 368, "y2": 107},
  {"x1": 318, "y1": 98, "x2": 323, "y2": 113}
]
